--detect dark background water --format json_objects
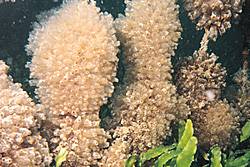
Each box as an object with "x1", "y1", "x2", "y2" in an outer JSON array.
[{"x1": 0, "y1": 0, "x2": 246, "y2": 99}]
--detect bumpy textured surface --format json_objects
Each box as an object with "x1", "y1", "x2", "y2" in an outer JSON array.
[
  {"x1": 176, "y1": 49, "x2": 227, "y2": 111},
  {"x1": 100, "y1": 137, "x2": 130, "y2": 167},
  {"x1": 101, "y1": 0, "x2": 190, "y2": 166},
  {"x1": 175, "y1": 30, "x2": 240, "y2": 149},
  {"x1": 51, "y1": 114, "x2": 110, "y2": 166},
  {"x1": 185, "y1": 0, "x2": 245, "y2": 39},
  {"x1": 26, "y1": 0, "x2": 119, "y2": 118},
  {"x1": 192, "y1": 101, "x2": 239, "y2": 150},
  {"x1": 26, "y1": 0, "x2": 119, "y2": 166},
  {"x1": 0, "y1": 60, "x2": 51, "y2": 167},
  {"x1": 234, "y1": 69, "x2": 250, "y2": 123},
  {"x1": 110, "y1": 82, "x2": 177, "y2": 150}
]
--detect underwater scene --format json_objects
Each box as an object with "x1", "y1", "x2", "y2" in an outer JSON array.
[{"x1": 0, "y1": 0, "x2": 250, "y2": 166}]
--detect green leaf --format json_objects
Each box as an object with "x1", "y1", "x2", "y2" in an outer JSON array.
[
  {"x1": 240, "y1": 121, "x2": 250, "y2": 142},
  {"x1": 176, "y1": 136, "x2": 198, "y2": 167},
  {"x1": 139, "y1": 145, "x2": 176, "y2": 165},
  {"x1": 210, "y1": 146, "x2": 222, "y2": 167},
  {"x1": 125, "y1": 154, "x2": 137, "y2": 167},
  {"x1": 126, "y1": 119, "x2": 197, "y2": 167},
  {"x1": 55, "y1": 148, "x2": 68, "y2": 167},
  {"x1": 169, "y1": 158, "x2": 177, "y2": 167},
  {"x1": 202, "y1": 152, "x2": 209, "y2": 161},
  {"x1": 177, "y1": 119, "x2": 194, "y2": 151},
  {"x1": 155, "y1": 150, "x2": 178, "y2": 167},
  {"x1": 225, "y1": 151, "x2": 250, "y2": 167}
]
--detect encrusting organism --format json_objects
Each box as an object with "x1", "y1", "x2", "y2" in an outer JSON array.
[
  {"x1": 185, "y1": 0, "x2": 245, "y2": 40},
  {"x1": 100, "y1": 0, "x2": 190, "y2": 166},
  {"x1": 232, "y1": 7, "x2": 250, "y2": 123},
  {"x1": 177, "y1": 0, "x2": 247, "y2": 150},
  {"x1": 232, "y1": 34, "x2": 250, "y2": 123},
  {"x1": 192, "y1": 100, "x2": 239, "y2": 149},
  {"x1": 26, "y1": 0, "x2": 119, "y2": 120},
  {"x1": 176, "y1": 31, "x2": 226, "y2": 111},
  {"x1": 0, "y1": 60, "x2": 52, "y2": 167},
  {"x1": 233, "y1": 69, "x2": 250, "y2": 123},
  {"x1": 175, "y1": 30, "x2": 239, "y2": 150},
  {"x1": 1, "y1": 0, "x2": 246, "y2": 166},
  {"x1": 26, "y1": 0, "x2": 119, "y2": 166}
]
